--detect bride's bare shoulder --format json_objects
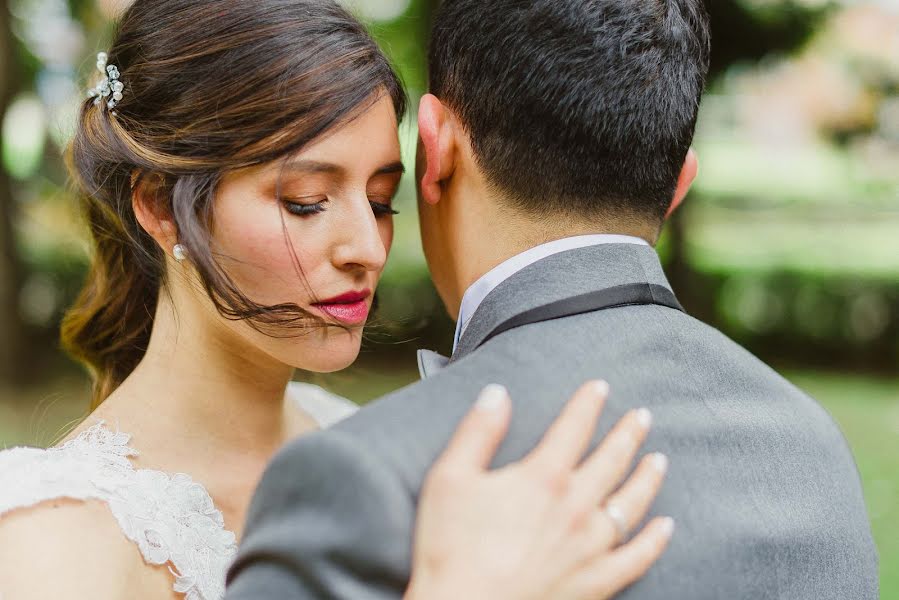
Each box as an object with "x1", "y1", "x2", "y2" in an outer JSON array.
[{"x1": 0, "y1": 498, "x2": 178, "y2": 600}]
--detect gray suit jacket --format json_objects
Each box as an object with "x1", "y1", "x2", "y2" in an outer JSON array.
[{"x1": 226, "y1": 244, "x2": 878, "y2": 599}]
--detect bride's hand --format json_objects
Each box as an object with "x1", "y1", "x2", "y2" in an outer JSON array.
[{"x1": 406, "y1": 381, "x2": 672, "y2": 600}]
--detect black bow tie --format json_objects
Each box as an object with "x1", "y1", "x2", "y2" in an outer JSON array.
[{"x1": 417, "y1": 349, "x2": 450, "y2": 379}]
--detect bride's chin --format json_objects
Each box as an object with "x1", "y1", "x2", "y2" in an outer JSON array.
[{"x1": 287, "y1": 335, "x2": 363, "y2": 373}]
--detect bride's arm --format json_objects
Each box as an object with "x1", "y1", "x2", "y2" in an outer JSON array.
[
  {"x1": 0, "y1": 499, "x2": 175, "y2": 600},
  {"x1": 405, "y1": 382, "x2": 671, "y2": 600}
]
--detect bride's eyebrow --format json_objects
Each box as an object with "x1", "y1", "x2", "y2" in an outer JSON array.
[
  {"x1": 279, "y1": 160, "x2": 406, "y2": 177},
  {"x1": 281, "y1": 160, "x2": 344, "y2": 175}
]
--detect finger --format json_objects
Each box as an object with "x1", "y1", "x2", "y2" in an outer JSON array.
[
  {"x1": 603, "y1": 453, "x2": 669, "y2": 535},
  {"x1": 525, "y1": 380, "x2": 609, "y2": 473},
  {"x1": 575, "y1": 407, "x2": 653, "y2": 502},
  {"x1": 586, "y1": 517, "x2": 675, "y2": 599},
  {"x1": 438, "y1": 384, "x2": 512, "y2": 471},
  {"x1": 585, "y1": 452, "x2": 668, "y2": 548}
]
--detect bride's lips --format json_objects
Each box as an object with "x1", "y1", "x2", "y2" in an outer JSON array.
[{"x1": 311, "y1": 290, "x2": 372, "y2": 325}]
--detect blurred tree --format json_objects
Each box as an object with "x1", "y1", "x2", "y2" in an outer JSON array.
[
  {"x1": 0, "y1": 0, "x2": 29, "y2": 384},
  {"x1": 422, "y1": 0, "x2": 438, "y2": 44},
  {"x1": 668, "y1": 0, "x2": 832, "y2": 312},
  {"x1": 706, "y1": 0, "x2": 830, "y2": 78}
]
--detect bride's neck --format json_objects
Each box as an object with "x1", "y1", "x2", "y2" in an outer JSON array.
[{"x1": 99, "y1": 292, "x2": 297, "y2": 459}]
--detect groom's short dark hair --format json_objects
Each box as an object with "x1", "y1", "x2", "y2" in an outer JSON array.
[{"x1": 428, "y1": 0, "x2": 711, "y2": 222}]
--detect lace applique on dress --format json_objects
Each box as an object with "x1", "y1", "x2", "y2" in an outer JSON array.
[{"x1": 0, "y1": 422, "x2": 238, "y2": 600}]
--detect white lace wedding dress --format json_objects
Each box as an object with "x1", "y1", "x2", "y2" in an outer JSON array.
[{"x1": 0, "y1": 382, "x2": 358, "y2": 600}]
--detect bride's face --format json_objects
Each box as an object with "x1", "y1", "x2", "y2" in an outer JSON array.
[{"x1": 204, "y1": 96, "x2": 403, "y2": 372}]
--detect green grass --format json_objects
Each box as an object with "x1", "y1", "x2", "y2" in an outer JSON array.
[{"x1": 785, "y1": 372, "x2": 899, "y2": 597}]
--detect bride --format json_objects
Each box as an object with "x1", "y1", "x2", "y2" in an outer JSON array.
[{"x1": 0, "y1": 1, "x2": 673, "y2": 599}]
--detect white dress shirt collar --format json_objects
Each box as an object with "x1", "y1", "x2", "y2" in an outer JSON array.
[{"x1": 452, "y1": 234, "x2": 649, "y2": 352}]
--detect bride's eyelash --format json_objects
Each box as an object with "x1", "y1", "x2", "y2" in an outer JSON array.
[
  {"x1": 283, "y1": 198, "x2": 399, "y2": 217},
  {"x1": 370, "y1": 201, "x2": 400, "y2": 217},
  {"x1": 283, "y1": 199, "x2": 327, "y2": 216}
]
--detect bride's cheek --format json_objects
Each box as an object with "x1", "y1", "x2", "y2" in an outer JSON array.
[{"x1": 215, "y1": 219, "x2": 319, "y2": 306}]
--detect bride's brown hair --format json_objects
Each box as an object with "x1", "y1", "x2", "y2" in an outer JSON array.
[{"x1": 61, "y1": 0, "x2": 406, "y2": 408}]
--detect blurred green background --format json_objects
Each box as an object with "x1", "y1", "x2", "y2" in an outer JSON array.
[{"x1": 0, "y1": 0, "x2": 896, "y2": 594}]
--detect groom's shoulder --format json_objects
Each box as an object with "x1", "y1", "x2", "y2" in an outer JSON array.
[
  {"x1": 348, "y1": 361, "x2": 489, "y2": 421},
  {"x1": 326, "y1": 358, "x2": 498, "y2": 479},
  {"x1": 269, "y1": 350, "x2": 521, "y2": 500}
]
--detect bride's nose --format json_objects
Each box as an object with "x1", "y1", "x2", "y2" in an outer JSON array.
[{"x1": 331, "y1": 197, "x2": 388, "y2": 273}]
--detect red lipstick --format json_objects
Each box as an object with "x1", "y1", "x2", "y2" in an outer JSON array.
[{"x1": 312, "y1": 290, "x2": 371, "y2": 325}]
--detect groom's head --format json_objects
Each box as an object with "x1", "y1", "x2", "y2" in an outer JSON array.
[{"x1": 417, "y1": 0, "x2": 711, "y2": 314}]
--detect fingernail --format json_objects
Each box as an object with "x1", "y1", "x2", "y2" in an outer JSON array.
[
  {"x1": 476, "y1": 384, "x2": 509, "y2": 412},
  {"x1": 591, "y1": 380, "x2": 610, "y2": 396},
  {"x1": 660, "y1": 517, "x2": 675, "y2": 537},
  {"x1": 636, "y1": 408, "x2": 653, "y2": 428},
  {"x1": 651, "y1": 453, "x2": 669, "y2": 473}
]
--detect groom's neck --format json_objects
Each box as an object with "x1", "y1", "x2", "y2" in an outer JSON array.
[{"x1": 444, "y1": 201, "x2": 658, "y2": 316}]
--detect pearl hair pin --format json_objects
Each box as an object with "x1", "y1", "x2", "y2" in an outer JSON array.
[
  {"x1": 173, "y1": 244, "x2": 188, "y2": 262},
  {"x1": 87, "y1": 52, "x2": 125, "y2": 111}
]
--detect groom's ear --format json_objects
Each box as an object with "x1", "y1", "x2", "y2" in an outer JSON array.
[
  {"x1": 418, "y1": 94, "x2": 457, "y2": 206},
  {"x1": 666, "y1": 148, "x2": 699, "y2": 218}
]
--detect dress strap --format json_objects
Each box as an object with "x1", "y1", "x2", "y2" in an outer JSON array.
[
  {"x1": 0, "y1": 422, "x2": 237, "y2": 600},
  {"x1": 287, "y1": 382, "x2": 359, "y2": 428}
]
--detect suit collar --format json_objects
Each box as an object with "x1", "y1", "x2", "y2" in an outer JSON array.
[
  {"x1": 453, "y1": 243, "x2": 674, "y2": 359},
  {"x1": 452, "y1": 234, "x2": 649, "y2": 351}
]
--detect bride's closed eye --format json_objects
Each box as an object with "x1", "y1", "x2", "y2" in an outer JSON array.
[
  {"x1": 282, "y1": 197, "x2": 399, "y2": 217},
  {"x1": 368, "y1": 198, "x2": 400, "y2": 216},
  {"x1": 283, "y1": 197, "x2": 328, "y2": 216}
]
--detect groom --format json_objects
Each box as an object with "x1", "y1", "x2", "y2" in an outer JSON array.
[{"x1": 227, "y1": 1, "x2": 878, "y2": 598}]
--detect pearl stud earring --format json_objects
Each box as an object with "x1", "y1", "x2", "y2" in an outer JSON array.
[{"x1": 173, "y1": 244, "x2": 187, "y2": 262}]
